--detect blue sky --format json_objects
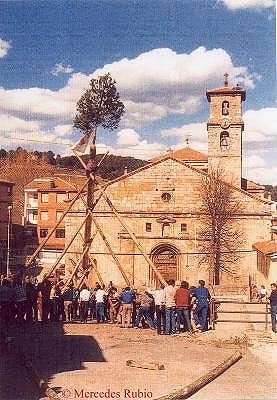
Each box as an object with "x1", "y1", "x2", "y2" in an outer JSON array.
[{"x1": 0, "y1": 0, "x2": 276, "y2": 184}]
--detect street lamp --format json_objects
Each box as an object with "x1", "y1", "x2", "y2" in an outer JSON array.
[{"x1": 6, "y1": 205, "x2": 12, "y2": 277}]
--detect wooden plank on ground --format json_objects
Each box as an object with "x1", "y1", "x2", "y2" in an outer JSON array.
[{"x1": 126, "y1": 360, "x2": 165, "y2": 371}]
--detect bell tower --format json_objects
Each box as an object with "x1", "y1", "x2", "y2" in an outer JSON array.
[{"x1": 206, "y1": 73, "x2": 246, "y2": 188}]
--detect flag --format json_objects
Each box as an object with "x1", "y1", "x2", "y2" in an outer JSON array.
[{"x1": 71, "y1": 128, "x2": 96, "y2": 154}]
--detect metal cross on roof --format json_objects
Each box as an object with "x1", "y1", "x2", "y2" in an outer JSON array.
[
  {"x1": 224, "y1": 72, "x2": 229, "y2": 87},
  {"x1": 185, "y1": 134, "x2": 192, "y2": 147}
]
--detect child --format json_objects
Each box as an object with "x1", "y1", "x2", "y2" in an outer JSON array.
[{"x1": 258, "y1": 285, "x2": 267, "y2": 302}]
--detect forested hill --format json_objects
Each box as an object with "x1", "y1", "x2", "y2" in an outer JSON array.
[
  {"x1": 59, "y1": 153, "x2": 148, "y2": 180},
  {"x1": 0, "y1": 148, "x2": 148, "y2": 180}
]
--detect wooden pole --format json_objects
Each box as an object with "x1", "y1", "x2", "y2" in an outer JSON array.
[
  {"x1": 155, "y1": 351, "x2": 242, "y2": 400},
  {"x1": 43, "y1": 213, "x2": 90, "y2": 280},
  {"x1": 75, "y1": 264, "x2": 92, "y2": 289},
  {"x1": 97, "y1": 151, "x2": 109, "y2": 167},
  {"x1": 76, "y1": 253, "x2": 105, "y2": 288},
  {"x1": 92, "y1": 216, "x2": 131, "y2": 287},
  {"x1": 75, "y1": 133, "x2": 97, "y2": 272},
  {"x1": 87, "y1": 254, "x2": 105, "y2": 287},
  {"x1": 73, "y1": 151, "x2": 167, "y2": 286},
  {"x1": 40, "y1": 181, "x2": 105, "y2": 281},
  {"x1": 63, "y1": 241, "x2": 93, "y2": 288},
  {"x1": 77, "y1": 230, "x2": 105, "y2": 287},
  {"x1": 78, "y1": 194, "x2": 130, "y2": 286},
  {"x1": 25, "y1": 178, "x2": 89, "y2": 270}
]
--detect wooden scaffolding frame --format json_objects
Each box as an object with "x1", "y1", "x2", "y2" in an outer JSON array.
[{"x1": 24, "y1": 146, "x2": 168, "y2": 288}]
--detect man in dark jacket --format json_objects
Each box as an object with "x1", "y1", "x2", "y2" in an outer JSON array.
[
  {"x1": 119, "y1": 287, "x2": 134, "y2": 328},
  {"x1": 269, "y1": 283, "x2": 277, "y2": 334},
  {"x1": 0, "y1": 279, "x2": 16, "y2": 337},
  {"x1": 192, "y1": 280, "x2": 211, "y2": 332},
  {"x1": 25, "y1": 276, "x2": 38, "y2": 322}
]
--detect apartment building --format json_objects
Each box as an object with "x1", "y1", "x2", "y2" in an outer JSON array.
[
  {"x1": 24, "y1": 176, "x2": 81, "y2": 266},
  {"x1": 0, "y1": 179, "x2": 14, "y2": 274}
]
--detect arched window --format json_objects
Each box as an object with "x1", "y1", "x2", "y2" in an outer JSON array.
[
  {"x1": 222, "y1": 101, "x2": 229, "y2": 116},
  {"x1": 220, "y1": 131, "x2": 229, "y2": 150}
]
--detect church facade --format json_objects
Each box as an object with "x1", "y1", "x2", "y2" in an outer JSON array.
[{"x1": 65, "y1": 79, "x2": 274, "y2": 289}]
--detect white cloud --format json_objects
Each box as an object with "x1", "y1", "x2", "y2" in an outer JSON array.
[
  {"x1": 123, "y1": 100, "x2": 167, "y2": 126},
  {"x1": 0, "y1": 86, "x2": 75, "y2": 121},
  {"x1": 161, "y1": 121, "x2": 208, "y2": 152},
  {"x1": 161, "y1": 122, "x2": 207, "y2": 142},
  {"x1": 244, "y1": 107, "x2": 277, "y2": 142},
  {"x1": 93, "y1": 47, "x2": 255, "y2": 125},
  {"x1": 53, "y1": 124, "x2": 72, "y2": 136},
  {"x1": 51, "y1": 63, "x2": 74, "y2": 76},
  {"x1": 0, "y1": 47, "x2": 255, "y2": 129},
  {"x1": 0, "y1": 38, "x2": 11, "y2": 58},
  {"x1": 246, "y1": 167, "x2": 277, "y2": 185},
  {"x1": 117, "y1": 129, "x2": 140, "y2": 146},
  {"x1": 115, "y1": 128, "x2": 166, "y2": 159},
  {"x1": 96, "y1": 142, "x2": 115, "y2": 154},
  {"x1": 243, "y1": 154, "x2": 266, "y2": 168},
  {"x1": 0, "y1": 114, "x2": 40, "y2": 133},
  {"x1": 115, "y1": 140, "x2": 167, "y2": 160},
  {"x1": 0, "y1": 114, "x2": 73, "y2": 153},
  {"x1": 219, "y1": 0, "x2": 275, "y2": 9}
]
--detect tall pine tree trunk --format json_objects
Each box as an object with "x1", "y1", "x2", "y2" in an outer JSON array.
[{"x1": 82, "y1": 135, "x2": 96, "y2": 271}]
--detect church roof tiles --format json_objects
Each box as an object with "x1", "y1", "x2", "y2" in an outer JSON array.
[
  {"x1": 206, "y1": 86, "x2": 246, "y2": 101},
  {"x1": 150, "y1": 147, "x2": 208, "y2": 163}
]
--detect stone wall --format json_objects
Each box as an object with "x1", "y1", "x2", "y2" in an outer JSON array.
[{"x1": 64, "y1": 159, "x2": 272, "y2": 288}]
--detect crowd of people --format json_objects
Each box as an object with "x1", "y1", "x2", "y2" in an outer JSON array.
[
  {"x1": 1, "y1": 275, "x2": 276, "y2": 339},
  {"x1": 0, "y1": 276, "x2": 213, "y2": 336}
]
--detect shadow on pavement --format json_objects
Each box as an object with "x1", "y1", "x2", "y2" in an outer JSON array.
[{"x1": 0, "y1": 322, "x2": 106, "y2": 400}]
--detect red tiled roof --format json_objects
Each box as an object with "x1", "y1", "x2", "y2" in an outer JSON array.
[
  {"x1": 206, "y1": 86, "x2": 246, "y2": 102},
  {"x1": 253, "y1": 240, "x2": 277, "y2": 255},
  {"x1": 150, "y1": 147, "x2": 208, "y2": 163},
  {"x1": 25, "y1": 177, "x2": 77, "y2": 191}
]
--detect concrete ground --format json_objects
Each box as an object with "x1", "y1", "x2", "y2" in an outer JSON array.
[{"x1": 0, "y1": 321, "x2": 276, "y2": 400}]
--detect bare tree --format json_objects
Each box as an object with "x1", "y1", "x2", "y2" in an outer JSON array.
[
  {"x1": 73, "y1": 73, "x2": 125, "y2": 269},
  {"x1": 198, "y1": 169, "x2": 245, "y2": 285}
]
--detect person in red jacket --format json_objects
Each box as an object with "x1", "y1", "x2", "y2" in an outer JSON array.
[{"x1": 174, "y1": 281, "x2": 193, "y2": 334}]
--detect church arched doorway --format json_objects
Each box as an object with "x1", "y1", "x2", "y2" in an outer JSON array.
[{"x1": 150, "y1": 244, "x2": 179, "y2": 285}]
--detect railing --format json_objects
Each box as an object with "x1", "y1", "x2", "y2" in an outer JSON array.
[{"x1": 210, "y1": 299, "x2": 270, "y2": 331}]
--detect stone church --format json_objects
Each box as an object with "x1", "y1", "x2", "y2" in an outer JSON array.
[{"x1": 65, "y1": 78, "x2": 274, "y2": 289}]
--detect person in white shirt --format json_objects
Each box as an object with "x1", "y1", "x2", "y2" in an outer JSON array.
[
  {"x1": 164, "y1": 280, "x2": 177, "y2": 334},
  {"x1": 258, "y1": 285, "x2": 267, "y2": 302},
  {"x1": 79, "y1": 285, "x2": 90, "y2": 323},
  {"x1": 147, "y1": 285, "x2": 165, "y2": 334},
  {"x1": 95, "y1": 284, "x2": 107, "y2": 323}
]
